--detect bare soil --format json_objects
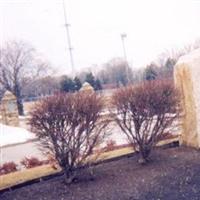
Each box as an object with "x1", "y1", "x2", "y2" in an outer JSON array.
[{"x1": 1, "y1": 147, "x2": 200, "y2": 200}]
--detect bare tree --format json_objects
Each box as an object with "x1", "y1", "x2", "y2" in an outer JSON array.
[
  {"x1": 0, "y1": 40, "x2": 50, "y2": 115},
  {"x1": 29, "y1": 92, "x2": 110, "y2": 184},
  {"x1": 22, "y1": 76, "x2": 60, "y2": 100},
  {"x1": 111, "y1": 80, "x2": 180, "y2": 163},
  {"x1": 96, "y1": 58, "x2": 133, "y2": 87}
]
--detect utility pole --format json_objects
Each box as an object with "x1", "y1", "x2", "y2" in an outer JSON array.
[
  {"x1": 120, "y1": 33, "x2": 129, "y2": 84},
  {"x1": 62, "y1": 0, "x2": 75, "y2": 76}
]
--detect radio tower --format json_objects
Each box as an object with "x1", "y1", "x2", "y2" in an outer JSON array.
[{"x1": 62, "y1": 0, "x2": 75, "y2": 76}]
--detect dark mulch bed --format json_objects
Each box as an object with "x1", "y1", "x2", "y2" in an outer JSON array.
[{"x1": 1, "y1": 146, "x2": 200, "y2": 200}]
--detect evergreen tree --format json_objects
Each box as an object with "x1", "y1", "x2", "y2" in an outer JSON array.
[
  {"x1": 145, "y1": 64, "x2": 158, "y2": 81},
  {"x1": 60, "y1": 76, "x2": 75, "y2": 93},
  {"x1": 85, "y1": 72, "x2": 96, "y2": 88},
  {"x1": 165, "y1": 58, "x2": 176, "y2": 70},
  {"x1": 95, "y1": 79, "x2": 102, "y2": 90},
  {"x1": 73, "y1": 76, "x2": 82, "y2": 91}
]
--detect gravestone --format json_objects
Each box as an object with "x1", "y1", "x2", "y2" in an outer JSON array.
[
  {"x1": 1, "y1": 91, "x2": 19, "y2": 127},
  {"x1": 174, "y1": 49, "x2": 200, "y2": 148}
]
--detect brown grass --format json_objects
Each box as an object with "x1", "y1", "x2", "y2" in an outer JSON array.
[{"x1": 0, "y1": 165, "x2": 60, "y2": 190}]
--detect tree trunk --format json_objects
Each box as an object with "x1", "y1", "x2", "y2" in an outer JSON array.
[
  {"x1": 138, "y1": 145, "x2": 151, "y2": 164},
  {"x1": 16, "y1": 97, "x2": 24, "y2": 116},
  {"x1": 14, "y1": 84, "x2": 24, "y2": 115},
  {"x1": 64, "y1": 168, "x2": 76, "y2": 185}
]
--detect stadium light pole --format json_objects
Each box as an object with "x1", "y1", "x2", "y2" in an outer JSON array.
[
  {"x1": 62, "y1": 0, "x2": 75, "y2": 77},
  {"x1": 121, "y1": 33, "x2": 127, "y2": 61},
  {"x1": 120, "y1": 33, "x2": 129, "y2": 84}
]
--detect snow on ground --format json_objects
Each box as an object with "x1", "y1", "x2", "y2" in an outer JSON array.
[{"x1": 0, "y1": 123, "x2": 35, "y2": 147}]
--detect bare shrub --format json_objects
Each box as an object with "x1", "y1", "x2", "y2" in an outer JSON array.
[
  {"x1": 42, "y1": 155, "x2": 59, "y2": 170},
  {"x1": 29, "y1": 92, "x2": 109, "y2": 184},
  {"x1": 111, "y1": 80, "x2": 180, "y2": 163},
  {"x1": 21, "y1": 157, "x2": 43, "y2": 169},
  {"x1": 105, "y1": 139, "x2": 117, "y2": 151},
  {"x1": 0, "y1": 162, "x2": 18, "y2": 175}
]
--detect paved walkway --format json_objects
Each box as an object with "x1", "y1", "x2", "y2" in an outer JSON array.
[
  {"x1": 1, "y1": 141, "x2": 44, "y2": 165},
  {"x1": 1, "y1": 124, "x2": 128, "y2": 165},
  {"x1": 1, "y1": 121, "x2": 179, "y2": 165}
]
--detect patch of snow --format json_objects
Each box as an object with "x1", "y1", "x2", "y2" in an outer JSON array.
[
  {"x1": 18, "y1": 116, "x2": 27, "y2": 119},
  {"x1": 0, "y1": 123, "x2": 35, "y2": 147}
]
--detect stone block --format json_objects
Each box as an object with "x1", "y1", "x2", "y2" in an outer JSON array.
[
  {"x1": 174, "y1": 49, "x2": 200, "y2": 148},
  {"x1": 0, "y1": 91, "x2": 19, "y2": 127}
]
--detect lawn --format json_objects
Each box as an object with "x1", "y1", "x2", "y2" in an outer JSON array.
[
  {"x1": 0, "y1": 165, "x2": 59, "y2": 190},
  {"x1": 1, "y1": 146, "x2": 200, "y2": 200}
]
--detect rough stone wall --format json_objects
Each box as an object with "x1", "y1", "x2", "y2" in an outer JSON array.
[
  {"x1": 174, "y1": 49, "x2": 200, "y2": 148},
  {"x1": 1, "y1": 91, "x2": 19, "y2": 127}
]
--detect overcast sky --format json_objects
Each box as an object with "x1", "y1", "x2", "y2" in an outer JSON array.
[{"x1": 0, "y1": 0, "x2": 200, "y2": 75}]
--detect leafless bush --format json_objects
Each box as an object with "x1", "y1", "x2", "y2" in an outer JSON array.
[
  {"x1": 111, "y1": 80, "x2": 180, "y2": 163},
  {"x1": 0, "y1": 162, "x2": 18, "y2": 175},
  {"x1": 29, "y1": 92, "x2": 110, "y2": 184},
  {"x1": 21, "y1": 157, "x2": 43, "y2": 169},
  {"x1": 105, "y1": 139, "x2": 117, "y2": 151}
]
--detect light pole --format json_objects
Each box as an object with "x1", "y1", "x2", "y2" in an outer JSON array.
[
  {"x1": 121, "y1": 33, "x2": 127, "y2": 61},
  {"x1": 62, "y1": 0, "x2": 75, "y2": 77},
  {"x1": 120, "y1": 33, "x2": 129, "y2": 84}
]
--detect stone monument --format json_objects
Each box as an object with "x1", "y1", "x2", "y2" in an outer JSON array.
[
  {"x1": 174, "y1": 49, "x2": 200, "y2": 148},
  {"x1": 79, "y1": 82, "x2": 95, "y2": 93},
  {"x1": 1, "y1": 91, "x2": 19, "y2": 126}
]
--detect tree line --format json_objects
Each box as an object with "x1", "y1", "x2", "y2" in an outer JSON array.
[
  {"x1": 60, "y1": 72, "x2": 102, "y2": 93},
  {"x1": 0, "y1": 39, "x2": 200, "y2": 115}
]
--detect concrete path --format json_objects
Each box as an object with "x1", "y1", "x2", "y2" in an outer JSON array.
[{"x1": 0, "y1": 124, "x2": 128, "y2": 165}]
